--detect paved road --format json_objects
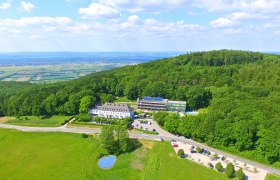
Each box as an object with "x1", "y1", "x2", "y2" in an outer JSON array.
[{"x1": 1, "y1": 123, "x2": 280, "y2": 175}]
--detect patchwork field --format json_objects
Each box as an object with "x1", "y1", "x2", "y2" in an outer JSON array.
[
  {"x1": 6, "y1": 116, "x2": 73, "y2": 127},
  {"x1": 0, "y1": 129, "x2": 229, "y2": 180},
  {"x1": 0, "y1": 63, "x2": 129, "y2": 83}
]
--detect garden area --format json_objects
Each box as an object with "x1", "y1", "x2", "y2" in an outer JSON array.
[{"x1": 6, "y1": 115, "x2": 73, "y2": 127}]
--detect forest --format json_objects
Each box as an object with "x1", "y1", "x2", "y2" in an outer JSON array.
[{"x1": 0, "y1": 49, "x2": 280, "y2": 168}]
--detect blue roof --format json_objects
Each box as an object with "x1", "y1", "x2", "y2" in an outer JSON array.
[{"x1": 143, "y1": 96, "x2": 163, "y2": 101}]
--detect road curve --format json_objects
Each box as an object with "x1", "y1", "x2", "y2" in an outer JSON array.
[{"x1": 0, "y1": 123, "x2": 280, "y2": 175}]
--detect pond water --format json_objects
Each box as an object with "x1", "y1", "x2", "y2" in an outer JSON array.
[{"x1": 98, "y1": 155, "x2": 117, "y2": 169}]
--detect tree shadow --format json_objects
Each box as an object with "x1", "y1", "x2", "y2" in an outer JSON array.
[{"x1": 127, "y1": 138, "x2": 143, "y2": 153}]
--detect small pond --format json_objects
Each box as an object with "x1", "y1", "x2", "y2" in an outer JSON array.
[{"x1": 98, "y1": 155, "x2": 117, "y2": 169}]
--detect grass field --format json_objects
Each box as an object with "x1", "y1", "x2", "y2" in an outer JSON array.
[
  {"x1": 0, "y1": 129, "x2": 228, "y2": 180},
  {"x1": 6, "y1": 116, "x2": 73, "y2": 127},
  {"x1": 265, "y1": 174, "x2": 280, "y2": 180},
  {"x1": 114, "y1": 96, "x2": 133, "y2": 102}
]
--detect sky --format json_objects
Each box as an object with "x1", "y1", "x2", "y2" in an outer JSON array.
[{"x1": 0, "y1": 0, "x2": 280, "y2": 52}]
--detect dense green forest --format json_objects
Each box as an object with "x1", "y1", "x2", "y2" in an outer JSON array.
[{"x1": 0, "y1": 49, "x2": 280, "y2": 168}]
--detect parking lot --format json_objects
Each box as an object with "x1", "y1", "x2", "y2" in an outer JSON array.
[{"x1": 131, "y1": 118, "x2": 174, "y2": 137}]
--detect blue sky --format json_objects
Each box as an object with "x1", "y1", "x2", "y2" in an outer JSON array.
[{"x1": 0, "y1": 0, "x2": 280, "y2": 52}]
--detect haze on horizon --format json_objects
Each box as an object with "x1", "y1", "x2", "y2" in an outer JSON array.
[{"x1": 0, "y1": 0, "x2": 280, "y2": 52}]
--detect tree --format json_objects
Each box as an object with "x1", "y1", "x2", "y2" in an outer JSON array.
[
  {"x1": 124, "y1": 84, "x2": 138, "y2": 100},
  {"x1": 100, "y1": 93, "x2": 114, "y2": 103},
  {"x1": 79, "y1": 96, "x2": 96, "y2": 114},
  {"x1": 215, "y1": 162, "x2": 223, "y2": 172},
  {"x1": 116, "y1": 125, "x2": 130, "y2": 153},
  {"x1": 225, "y1": 163, "x2": 235, "y2": 178},
  {"x1": 186, "y1": 87, "x2": 212, "y2": 110},
  {"x1": 236, "y1": 168, "x2": 245, "y2": 180},
  {"x1": 44, "y1": 94, "x2": 58, "y2": 115},
  {"x1": 100, "y1": 125, "x2": 116, "y2": 154},
  {"x1": 100, "y1": 125, "x2": 134, "y2": 155},
  {"x1": 177, "y1": 149, "x2": 185, "y2": 158}
]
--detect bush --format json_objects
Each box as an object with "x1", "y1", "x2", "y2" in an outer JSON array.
[
  {"x1": 213, "y1": 153, "x2": 219, "y2": 160},
  {"x1": 215, "y1": 162, "x2": 223, "y2": 172},
  {"x1": 225, "y1": 163, "x2": 235, "y2": 178},
  {"x1": 196, "y1": 147, "x2": 202, "y2": 153},
  {"x1": 76, "y1": 114, "x2": 92, "y2": 122},
  {"x1": 177, "y1": 149, "x2": 185, "y2": 158},
  {"x1": 236, "y1": 168, "x2": 245, "y2": 180},
  {"x1": 81, "y1": 133, "x2": 88, "y2": 138}
]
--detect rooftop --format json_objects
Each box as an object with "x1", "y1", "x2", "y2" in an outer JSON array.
[{"x1": 94, "y1": 103, "x2": 133, "y2": 113}]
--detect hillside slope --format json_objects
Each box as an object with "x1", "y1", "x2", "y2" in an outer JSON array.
[{"x1": 0, "y1": 49, "x2": 280, "y2": 167}]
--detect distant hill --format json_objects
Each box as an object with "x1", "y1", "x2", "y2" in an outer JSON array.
[{"x1": 0, "y1": 49, "x2": 280, "y2": 168}]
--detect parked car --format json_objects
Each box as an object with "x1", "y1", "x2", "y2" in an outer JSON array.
[
  {"x1": 170, "y1": 139, "x2": 176, "y2": 142},
  {"x1": 144, "y1": 127, "x2": 148, "y2": 130},
  {"x1": 172, "y1": 144, "x2": 179, "y2": 147},
  {"x1": 152, "y1": 129, "x2": 156, "y2": 132}
]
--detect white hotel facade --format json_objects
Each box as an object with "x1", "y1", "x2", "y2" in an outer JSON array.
[{"x1": 89, "y1": 103, "x2": 134, "y2": 119}]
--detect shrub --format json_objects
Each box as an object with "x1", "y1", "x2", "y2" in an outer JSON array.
[
  {"x1": 177, "y1": 149, "x2": 185, "y2": 158},
  {"x1": 215, "y1": 162, "x2": 223, "y2": 172},
  {"x1": 221, "y1": 156, "x2": 226, "y2": 161},
  {"x1": 81, "y1": 133, "x2": 88, "y2": 138},
  {"x1": 225, "y1": 163, "x2": 235, "y2": 178},
  {"x1": 196, "y1": 147, "x2": 202, "y2": 153},
  {"x1": 236, "y1": 168, "x2": 245, "y2": 180},
  {"x1": 76, "y1": 114, "x2": 92, "y2": 122},
  {"x1": 213, "y1": 153, "x2": 219, "y2": 160}
]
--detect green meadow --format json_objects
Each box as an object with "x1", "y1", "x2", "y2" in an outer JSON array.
[
  {"x1": 0, "y1": 129, "x2": 228, "y2": 180},
  {"x1": 6, "y1": 115, "x2": 73, "y2": 127}
]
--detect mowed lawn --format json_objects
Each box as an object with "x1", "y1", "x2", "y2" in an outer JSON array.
[
  {"x1": 265, "y1": 174, "x2": 280, "y2": 180},
  {"x1": 0, "y1": 129, "x2": 228, "y2": 180},
  {"x1": 6, "y1": 115, "x2": 73, "y2": 127}
]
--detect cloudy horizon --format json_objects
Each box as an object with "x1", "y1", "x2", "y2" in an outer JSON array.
[{"x1": 0, "y1": 0, "x2": 280, "y2": 52}]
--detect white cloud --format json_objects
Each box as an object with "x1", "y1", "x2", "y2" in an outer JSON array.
[
  {"x1": 100, "y1": 0, "x2": 190, "y2": 13},
  {"x1": 0, "y1": 17, "x2": 72, "y2": 27},
  {"x1": 229, "y1": 12, "x2": 271, "y2": 21},
  {"x1": 0, "y1": 2, "x2": 11, "y2": 9},
  {"x1": 20, "y1": 1, "x2": 35, "y2": 12},
  {"x1": 210, "y1": 17, "x2": 236, "y2": 28},
  {"x1": 78, "y1": 3, "x2": 120, "y2": 19},
  {"x1": 195, "y1": 0, "x2": 280, "y2": 13}
]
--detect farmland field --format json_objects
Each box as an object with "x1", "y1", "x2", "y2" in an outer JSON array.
[
  {"x1": 6, "y1": 116, "x2": 73, "y2": 127},
  {"x1": 0, "y1": 63, "x2": 129, "y2": 83},
  {"x1": 0, "y1": 129, "x2": 228, "y2": 180}
]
